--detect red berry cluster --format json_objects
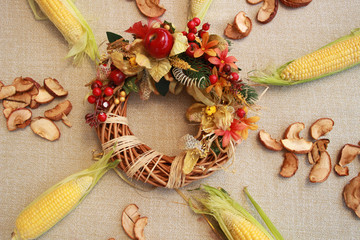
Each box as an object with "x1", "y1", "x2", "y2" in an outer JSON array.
[{"x1": 182, "y1": 18, "x2": 210, "y2": 42}]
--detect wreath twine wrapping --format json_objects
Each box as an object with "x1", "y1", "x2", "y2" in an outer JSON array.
[{"x1": 86, "y1": 19, "x2": 260, "y2": 188}]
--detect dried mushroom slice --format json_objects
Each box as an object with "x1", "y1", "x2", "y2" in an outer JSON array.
[
  {"x1": 256, "y1": 0, "x2": 278, "y2": 24},
  {"x1": 280, "y1": 0, "x2": 312, "y2": 8},
  {"x1": 134, "y1": 217, "x2": 148, "y2": 240},
  {"x1": 44, "y1": 78, "x2": 68, "y2": 97},
  {"x1": 258, "y1": 129, "x2": 283, "y2": 151},
  {"x1": 122, "y1": 204, "x2": 141, "y2": 240},
  {"x1": 12, "y1": 77, "x2": 34, "y2": 93},
  {"x1": 30, "y1": 117, "x2": 60, "y2": 141},
  {"x1": 280, "y1": 152, "x2": 299, "y2": 178},
  {"x1": 343, "y1": 173, "x2": 360, "y2": 218},
  {"x1": 281, "y1": 138, "x2": 313, "y2": 154},
  {"x1": 309, "y1": 151, "x2": 331, "y2": 183},
  {"x1": 6, "y1": 108, "x2": 32, "y2": 131},
  {"x1": 44, "y1": 100, "x2": 72, "y2": 121},
  {"x1": 310, "y1": 118, "x2": 334, "y2": 140},
  {"x1": 284, "y1": 122, "x2": 305, "y2": 139}
]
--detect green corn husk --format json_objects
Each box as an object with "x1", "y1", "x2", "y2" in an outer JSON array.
[
  {"x1": 189, "y1": 185, "x2": 283, "y2": 240},
  {"x1": 188, "y1": 0, "x2": 213, "y2": 22},
  {"x1": 249, "y1": 28, "x2": 360, "y2": 86}
]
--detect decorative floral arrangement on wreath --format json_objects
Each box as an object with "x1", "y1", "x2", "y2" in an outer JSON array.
[{"x1": 85, "y1": 17, "x2": 260, "y2": 188}]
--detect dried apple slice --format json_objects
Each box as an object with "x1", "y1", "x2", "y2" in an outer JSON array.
[
  {"x1": 5, "y1": 92, "x2": 32, "y2": 106},
  {"x1": 280, "y1": 152, "x2": 298, "y2": 178},
  {"x1": 281, "y1": 138, "x2": 313, "y2": 154},
  {"x1": 310, "y1": 118, "x2": 334, "y2": 140},
  {"x1": 338, "y1": 144, "x2": 360, "y2": 167},
  {"x1": 2, "y1": 99, "x2": 28, "y2": 110},
  {"x1": 0, "y1": 80, "x2": 4, "y2": 88},
  {"x1": 308, "y1": 139, "x2": 330, "y2": 164},
  {"x1": 122, "y1": 204, "x2": 141, "y2": 240},
  {"x1": 257, "y1": 0, "x2": 278, "y2": 24},
  {"x1": 280, "y1": 0, "x2": 312, "y2": 8},
  {"x1": 334, "y1": 164, "x2": 349, "y2": 176},
  {"x1": 343, "y1": 173, "x2": 360, "y2": 218},
  {"x1": 0, "y1": 85, "x2": 16, "y2": 100},
  {"x1": 34, "y1": 87, "x2": 55, "y2": 104},
  {"x1": 134, "y1": 217, "x2": 148, "y2": 240},
  {"x1": 44, "y1": 100, "x2": 72, "y2": 121},
  {"x1": 3, "y1": 108, "x2": 13, "y2": 119},
  {"x1": 234, "y1": 11, "x2": 252, "y2": 37},
  {"x1": 6, "y1": 108, "x2": 32, "y2": 131},
  {"x1": 309, "y1": 151, "x2": 331, "y2": 183},
  {"x1": 258, "y1": 129, "x2": 283, "y2": 151},
  {"x1": 284, "y1": 122, "x2": 305, "y2": 139},
  {"x1": 135, "y1": 0, "x2": 166, "y2": 18},
  {"x1": 247, "y1": 0, "x2": 263, "y2": 4},
  {"x1": 30, "y1": 117, "x2": 60, "y2": 141},
  {"x1": 44, "y1": 78, "x2": 68, "y2": 97},
  {"x1": 12, "y1": 77, "x2": 34, "y2": 93}
]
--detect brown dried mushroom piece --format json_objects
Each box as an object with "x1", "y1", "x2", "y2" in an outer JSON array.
[
  {"x1": 6, "y1": 108, "x2": 32, "y2": 131},
  {"x1": 343, "y1": 173, "x2": 360, "y2": 218},
  {"x1": 256, "y1": 0, "x2": 278, "y2": 24},
  {"x1": 135, "y1": 0, "x2": 166, "y2": 18},
  {"x1": 310, "y1": 118, "x2": 334, "y2": 140},
  {"x1": 44, "y1": 78, "x2": 68, "y2": 97},
  {"x1": 0, "y1": 85, "x2": 16, "y2": 100},
  {"x1": 309, "y1": 151, "x2": 331, "y2": 183},
  {"x1": 134, "y1": 217, "x2": 148, "y2": 240},
  {"x1": 122, "y1": 204, "x2": 141, "y2": 240},
  {"x1": 281, "y1": 138, "x2": 313, "y2": 154},
  {"x1": 44, "y1": 100, "x2": 72, "y2": 121},
  {"x1": 12, "y1": 77, "x2": 34, "y2": 93},
  {"x1": 280, "y1": 152, "x2": 299, "y2": 178},
  {"x1": 258, "y1": 129, "x2": 283, "y2": 151},
  {"x1": 280, "y1": 0, "x2": 312, "y2": 8},
  {"x1": 283, "y1": 122, "x2": 305, "y2": 139},
  {"x1": 34, "y1": 87, "x2": 55, "y2": 104},
  {"x1": 30, "y1": 117, "x2": 60, "y2": 141}
]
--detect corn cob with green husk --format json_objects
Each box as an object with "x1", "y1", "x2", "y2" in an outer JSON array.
[
  {"x1": 28, "y1": 0, "x2": 99, "y2": 64},
  {"x1": 188, "y1": 0, "x2": 213, "y2": 22},
  {"x1": 250, "y1": 28, "x2": 360, "y2": 85},
  {"x1": 11, "y1": 150, "x2": 118, "y2": 240},
  {"x1": 190, "y1": 185, "x2": 283, "y2": 240}
]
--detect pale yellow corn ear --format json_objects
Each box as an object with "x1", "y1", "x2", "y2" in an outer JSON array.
[
  {"x1": 12, "y1": 177, "x2": 92, "y2": 240},
  {"x1": 250, "y1": 28, "x2": 360, "y2": 85},
  {"x1": 189, "y1": 0, "x2": 213, "y2": 22},
  {"x1": 222, "y1": 211, "x2": 270, "y2": 240},
  {"x1": 11, "y1": 150, "x2": 119, "y2": 240},
  {"x1": 28, "y1": 0, "x2": 99, "y2": 64}
]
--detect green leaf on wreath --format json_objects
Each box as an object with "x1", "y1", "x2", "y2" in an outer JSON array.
[
  {"x1": 123, "y1": 76, "x2": 139, "y2": 94},
  {"x1": 155, "y1": 77, "x2": 170, "y2": 96},
  {"x1": 106, "y1": 32, "x2": 125, "y2": 43}
]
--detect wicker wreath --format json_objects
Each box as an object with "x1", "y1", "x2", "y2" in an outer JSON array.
[{"x1": 86, "y1": 19, "x2": 259, "y2": 188}]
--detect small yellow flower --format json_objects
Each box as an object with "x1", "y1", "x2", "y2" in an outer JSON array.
[
  {"x1": 205, "y1": 106, "x2": 217, "y2": 115},
  {"x1": 129, "y1": 57, "x2": 137, "y2": 66}
]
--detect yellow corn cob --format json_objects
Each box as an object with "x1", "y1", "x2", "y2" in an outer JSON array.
[
  {"x1": 28, "y1": 0, "x2": 99, "y2": 64},
  {"x1": 222, "y1": 211, "x2": 270, "y2": 240},
  {"x1": 11, "y1": 150, "x2": 118, "y2": 240},
  {"x1": 35, "y1": 0, "x2": 84, "y2": 44},
  {"x1": 189, "y1": 0, "x2": 213, "y2": 22},
  {"x1": 250, "y1": 28, "x2": 360, "y2": 85},
  {"x1": 13, "y1": 176, "x2": 92, "y2": 240}
]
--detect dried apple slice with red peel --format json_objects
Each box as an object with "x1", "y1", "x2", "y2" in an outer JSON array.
[
  {"x1": 309, "y1": 151, "x2": 331, "y2": 183},
  {"x1": 6, "y1": 108, "x2": 32, "y2": 131},
  {"x1": 234, "y1": 12, "x2": 252, "y2": 37},
  {"x1": 343, "y1": 173, "x2": 360, "y2": 218},
  {"x1": 30, "y1": 117, "x2": 60, "y2": 141},
  {"x1": 44, "y1": 78, "x2": 68, "y2": 97},
  {"x1": 257, "y1": 0, "x2": 278, "y2": 24},
  {"x1": 334, "y1": 164, "x2": 349, "y2": 176},
  {"x1": 281, "y1": 138, "x2": 313, "y2": 154},
  {"x1": 280, "y1": 0, "x2": 312, "y2": 8},
  {"x1": 247, "y1": 0, "x2": 263, "y2": 4},
  {"x1": 308, "y1": 139, "x2": 330, "y2": 165},
  {"x1": 135, "y1": 0, "x2": 166, "y2": 18},
  {"x1": 35, "y1": 87, "x2": 55, "y2": 104},
  {"x1": 258, "y1": 129, "x2": 283, "y2": 151},
  {"x1": 44, "y1": 100, "x2": 72, "y2": 121},
  {"x1": 122, "y1": 204, "x2": 141, "y2": 240},
  {"x1": 134, "y1": 217, "x2": 148, "y2": 240},
  {"x1": 280, "y1": 152, "x2": 298, "y2": 178},
  {"x1": 12, "y1": 77, "x2": 34, "y2": 93},
  {"x1": 334, "y1": 144, "x2": 360, "y2": 176},
  {"x1": 0, "y1": 85, "x2": 16, "y2": 100},
  {"x1": 310, "y1": 118, "x2": 334, "y2": 140},
  {"x1": 283, "y1": 122, "x2": 305, "y2": 139}
]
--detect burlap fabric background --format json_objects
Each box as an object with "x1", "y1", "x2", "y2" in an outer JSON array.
[{"x1": 1, "y1": 0, "x2": 359, "y2": 239}]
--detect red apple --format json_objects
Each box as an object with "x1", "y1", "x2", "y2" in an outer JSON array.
[
  {"x1": 144, "y1": 28, "x2": 174, "y2": 59},
  {"x1": 186, "y1": 42, "x2": 199, "y2": 58}
]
